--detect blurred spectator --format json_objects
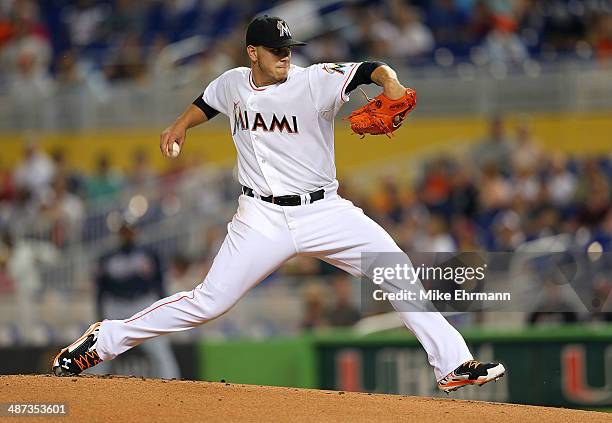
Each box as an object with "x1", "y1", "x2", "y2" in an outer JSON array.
[
  {"x1": 128, "y1": 148, "x2": 156, "y2": 191},
  {"x1": 447, "y1": 162, "x2": 478, "y2": 219},
  {"x1": 0, "y1": 230, "x2": 59, "y2": 343},
  {"x1": 346, "y1": 5, "x2": 397, "y2": 60},
  {"x1": 13, "y1": 139, "x2": 55, "y2": 203},
  {"x1": 145, "y1": 0, "x2": 202, "y2": 43},
  {"x1": 55, "y1": 49, "x2": 85, "y2": 88},
  {"x1": 86, "y1": 153, "x2": 124, "y2": 203},
  {"x1": 191, "y1": 34, "x2": 244, "y2": 79},
  {"x1": 451, "y1": 216, "x2": 481, "y2": 251},
  {"x1": 511, "y1": 118, "x2": 542, "y2": 173},
  {"x1": 282, "y1": 256, "x2": 322, "y2": 279},
  {"x1": 304, "y1": 32, "x2": 350, "y2": 63},
  {"x1": 390, "y1": 5, "x2": 434, "y2": 60},
  {"x1": 590, "y1": 209, "x2": 612, "y2": 252},
  {"x1": 471, "y1": 115, "x2": 513, "y2": 175},
  {"x1": 575, "y1": 158, "x2": 610, "y2": 227},
  {"x1": 483, "y1": 15, "x2": 529, "y2": 64},
  {"x1": 0, "y1": 187, "x2": 38, "y2": 238},
  {"x1": 104, "y1": 0, "x2": 145, "y2": 38},
  {"x1": 528, "y1": 207, "x2": 561, "y2": 240},
  {"x1": 52, "y1": 49, "x2": 91, "y2": 129},
  {"x1": 492, "y1": 211, "x2": 525, "y2": 251},
  {"x1": 592, "y1": 13, "x2": 612, "y2": 61},
  {"x1": 416, "y1": 213, "x2": 457, "y2": 252},
  {"x1": 0, "y1": 245, "x2": 14, "y2": 294},
  {"x1": 512, "y1": 166, "x2": 541, "y2": 206},
  {"x1": 395, "y1": 206, "x2": 427, "y2": 252},
  {"x1": 50, "y1": 148, "x2": 85, "y2": 196},
  {"x1": 0, "y1": 158, "x2": 15, "y2": 203},
  {"x1": 428, "y1": 0, "x2": 469, "y2": 50},
  {"x1": 0, "y1": 6, "x2": 13, "y2": 48},
  {"x1": 63, "y1": 0, "x2": 109, "y2": 51},
  {"x1": 465, "y1": 0, "x2": 495, "y2": 44},
  {"x1": 327, "y1": 274, "x2": 360, "y2": 327},
  {"x1": 539, "y1": 0, "x2": 586, "y2": 54},
  {"x1": 546, "y1": 154, "x2": 577, "y2": 209},
  {"x1": 39, "y1": 175, "x2": 85, "y2": 247},
  {"x1": 301, "y1": 282, "x2": 328, "y2": 331},
  {"x1": 478, "y1": 163, "x2": 513, "y2": 211},
  {"x1": 104, "y1": 32, "x2": 146, "y2": 81},
  {"x1": 371, "y1": 177, "x2": 405, "y2": 224},
  {"x1": 1, "y1": 0, "x2": 51, "y2": 74},
  {"x1": 3, "y1": 0, "x2": 53, "y2": 127},
  {"x1": 575, "y1": 158, "x2": 599, "y2": 203},
  {"x1": 576, "y1": 192, "x2": 610, "y2": 228},
  {"x1": 527, "y1": 279, "x2": 580, "y2": 325},
  {"x1": 419, "y1": 158, "x2": 451, "y2": 215},
  {"x1": 167, "y1": 253, "x2": 206, "y2": 295}
]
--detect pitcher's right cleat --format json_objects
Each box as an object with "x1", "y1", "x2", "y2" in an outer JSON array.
[
  {"x1": 52, "y1": 322, "x2": 103, "y2": 376},
  {"x1": 437, "y1": 359, "x2": 505, "y2": 393}
]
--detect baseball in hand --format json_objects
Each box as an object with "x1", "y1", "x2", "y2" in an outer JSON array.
[{"x1": 170, "y1": 141, "x2": 181, "y2": 158}]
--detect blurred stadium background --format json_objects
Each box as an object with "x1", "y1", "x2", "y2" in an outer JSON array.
[{"x1": 0, "y1": 0, "x2": 611, "y2": 410}]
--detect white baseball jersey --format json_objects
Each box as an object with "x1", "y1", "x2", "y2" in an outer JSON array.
[{"x1": 201, "y1": 63, "x2": 360, "y2": 196}]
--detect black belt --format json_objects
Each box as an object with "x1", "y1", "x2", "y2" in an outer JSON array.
[{"x1": 242, "y1": 186, "x2": 324, "y2": 206}]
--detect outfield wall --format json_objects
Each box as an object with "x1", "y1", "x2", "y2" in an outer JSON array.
[
  {"x1": 198, "y1": 325, "x2": 612, "y2": 409},
  {"x1": 1, "y1": 112, "x2": 611, "y2": 177}
]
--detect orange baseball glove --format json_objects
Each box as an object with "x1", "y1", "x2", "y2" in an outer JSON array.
[{"x1": 346, "y1": 88, "x2": 416, "y2": 138}]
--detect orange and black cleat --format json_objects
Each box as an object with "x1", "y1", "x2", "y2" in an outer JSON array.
[
  {"x1": 52, "y1": 322, "x2": 103, "y2": 376},
  {"x1": 437, "y1": 359, "x2": 505, "y2": 393}
]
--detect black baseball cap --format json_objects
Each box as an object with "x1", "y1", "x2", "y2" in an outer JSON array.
[{"x1": 245, "y1": 15, "x2": 306, "y2": 48}]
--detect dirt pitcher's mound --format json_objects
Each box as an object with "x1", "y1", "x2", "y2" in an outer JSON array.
[{"x1": 0, "y1": 375, "x2": 609, "y2": 423}]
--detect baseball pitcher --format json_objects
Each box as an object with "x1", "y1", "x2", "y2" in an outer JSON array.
[{"x1": 53, "y1": 16, "x2": 505, "y2": 392}]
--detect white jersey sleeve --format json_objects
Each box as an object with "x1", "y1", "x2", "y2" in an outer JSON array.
[
  {"x1": 201, "y1": 70, "x2": 232, "y2": 116},
  {"x1": 307, "y1": 62, "x2": 361, "y2": 119}
]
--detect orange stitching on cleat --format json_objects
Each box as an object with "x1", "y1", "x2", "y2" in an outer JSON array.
[
  {"x1": 73, "y1": 355, "x2": 89, "y2": 371},
  {"x1": 86, "y1": 351, "x2": 102, "y2": 366},
  {"x1": 73, "y1": 350, "x2": 101, "y2": 371}
]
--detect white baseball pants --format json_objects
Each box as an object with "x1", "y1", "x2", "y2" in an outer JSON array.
[
  {"x1": 91, "y1": 295, "x2": 180, "y2": 380},
  {"x1": 96, "y1": 187, "x2": 472, "y2": 380}
]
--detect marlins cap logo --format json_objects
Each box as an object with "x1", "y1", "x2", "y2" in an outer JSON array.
[{"x1": 277, "y1": 20, "x2": 291, "y2": 37}]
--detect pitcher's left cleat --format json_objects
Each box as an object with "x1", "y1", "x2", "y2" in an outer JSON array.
[
  {"x1": 438, "y1": 359, "x2": 505, "y2": 393},
  {"x1": 52, "y1": 322, "x2": 103, "y2": 376}
]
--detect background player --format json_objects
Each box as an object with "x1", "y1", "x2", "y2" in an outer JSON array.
[
  {"x1": 52, "y1": 15, "x2": 505, "y2": 393},
  {"x1": 91, "y1": 222, "x2": 180, "y2": 379}
]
